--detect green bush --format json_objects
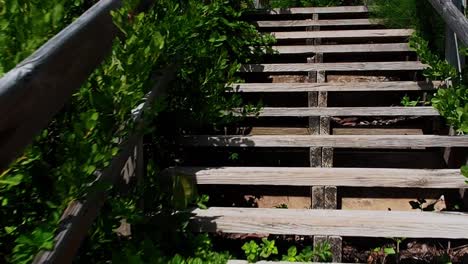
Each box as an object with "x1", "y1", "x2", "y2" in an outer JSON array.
[{"x1": 0, "y1": 0, "x2": 273, "y2": 262}]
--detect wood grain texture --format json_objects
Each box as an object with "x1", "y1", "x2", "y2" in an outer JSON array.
[
  {"x1": 253, "y1": 107, "x2": 439, "y2": 117},
  {"x1": 333, "y1": 128, "x2": 423, "y2": 135},
  {"x1": 249, "y1": 127, "x2": 310, "y2": 135},
  {"x1": 228, "y1": 81, "x2": 438, "y2": 93},
  {"x1": 428, "y1": 0, "x2": 468, "y2": 45},
  {"x1": 312, "y1": 186, "x2": 325, "y2": 208},
  {"x1": 253, "y1": 6, "x2": 368, "y2": 14},
  {"x1": 190, "y1": 207, "x2": 468, "y2": 238},
  {"x1": 0, "y1": 0, "x2": 121, "y2": 170},
  {"x1": 240, "y1": 62, "x2": 426, "y2": 72},
  {"x1": 227, "y1": 261, "x2": 350, "y2": 264},
  {"x1": 180, "y1": 135, "x2": 468, "y2": 148},
  {"x1": 271, "y1": 29, "x2": 414, "y2": 40},
  {"x1": 165, "y1": 167, "x2": 466, "y2": 188},
  {"x1": 256, "y1": 19, "x2": 376, "y2": 27},
  {"x1": 273, "y1": 43, "x2": 411, "y2": 54}
]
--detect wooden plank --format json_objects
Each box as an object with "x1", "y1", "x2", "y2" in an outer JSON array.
[
  {"x1": 240, "y1": 62, "x2": 426, "y2": 73},
  {"x1": 190, "y1": 207, "x2": 468, "y2": 239},
  {"x1": 428, "y1": 0, "x2": 468, "y2": 45},
  {"x1": 256, "y1": 19, "x2": 377, "y2": 27},
  {"x1": 271, "y1": 29, "x2": 414, "y2": 40},
  {"x1": 273, "y1": 43, "x2": 411, "y2": 54},
  {"x1": 228, "y1": 81, "x2": 438, "y2": 93},
  {"x1": 333, "y1": 128, "x2": 423, "y2": 135},
  {"x1": 253, "y1": 6, "x2": 368, "y2": 15},
  {"x1": 180, "y1": 135, "x2": 468, "y2": 148},
  {"x1": 0, "y1": 0, "x2": 121, "y2": 170},
  {"x1": 165, "y1": 167, "x2": 466, "y2": 188},
  {"x1": 249, "y1": 127, "x2": 310, "y2": 135},
  {"x1": 252, "y1": 107, "x2": 439, "y2": 117},
  {"x1": 227, "y1": 261, "x2": 352, "y2": 264}
]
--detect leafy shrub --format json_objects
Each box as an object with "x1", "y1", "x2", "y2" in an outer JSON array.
[
  {"x1": 409, "y1": 34, "x2": 468, "y2": 134},
  {"x1": 0, "y1": 0, "x2": 273, "y2": 262},
  {"x1": 0, "y1": 0, "x2": 94, "y2": 76},
  {"x1": 242, "y1": 238, "x2": 278, "y2": 262}
]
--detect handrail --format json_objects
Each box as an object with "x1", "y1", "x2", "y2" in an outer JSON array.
[
  {"x1": 428, "y1": 0, "x2": 468, "y2": 46},
  {"x1": 32, "y1": 67, "x2": 176, "y2": 264},
  {"x1": 0, "y1": 0, "x2": 121, "y2": 170},
  {"x1": 428, "y1": 0, "x2": 467, "y2": 74}
]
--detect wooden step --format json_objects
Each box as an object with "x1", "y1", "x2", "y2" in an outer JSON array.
[
  {"x1": 256, "y1": 18, "x2": 376, "y2": 27},
  {"x1": 180, "y1": 135, "x2": 468, "y2": 148},
  {"x1": 253, "y1": 6, "x2": 368, "y2": 15},
  {"x1": 248, "y1": 107, "x2": 439, "y2": 117},
  {"x1": 273, "y1": 43, "x2": 411, "y2": 54},
  {"x1": 271, "y1": 29, "x2": 413, "y2": 40},
  {"x1": 333, "y1": 128, "x2": 423, "y2": 135},
  {"x1": 190, "y1": 207, "x2": 468, "y2": 239},
  {"x1": 228, "y1": 261, "x2": 351, "y2": 264},
  {"x1": 240, "y1": 62, "x2": 426, "y2": 73},
  {"x1": 228, "y1": 81, "x2": 437, "y2": 92},
  {"x1": 165, "y1": 167, "x2": 465, "y2": 188}
]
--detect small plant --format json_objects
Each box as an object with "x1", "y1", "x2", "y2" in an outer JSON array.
[
  {"x1": 401, "y1": 95, "x2": 421, "y2": 107},
  {"x1": 242, "y1": 240, "x2": 261, "y2": 263},
  {"x1": 242, "y1": 238, "x2": 278, "y2": 262},
  {"x1": 313, "y1": 241, "x2": 333, "y2": 262},
  {"x1": 274, "y1": 203, "x2": 288, "y2": 209},
  {"x1": 462, "y1": 165, "x2": 468, "y2": 182},
  {"x1": 259, "y1": 238, "x2": 279, "y2": 259},
  {"x1": 281, "y1": 243, "x2": 332, "y2": 262}
]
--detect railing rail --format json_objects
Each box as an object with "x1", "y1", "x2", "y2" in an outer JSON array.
[
  {"x1": 0, "y1": 0, "x2": 122, "y2": 170},
  {"x1": 32, "y1": 67, "x2": 175, "y2": 264},
  {"x1": 0, "y1": 0, "x2": 173, "y2": 262},
  {"x1": 428, "y1": 0, "x2": 467, "y2": 72}
]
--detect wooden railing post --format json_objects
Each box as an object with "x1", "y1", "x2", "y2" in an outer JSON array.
[
  {"x1": 253, "y1": 0, "x2": 268, "y2": 8},
  {"x1": 445, "y1": 0, "x2": 465, "y2": 72}
]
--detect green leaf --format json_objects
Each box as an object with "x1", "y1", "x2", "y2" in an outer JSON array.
[
  {"x1": 0, "y1": 174, "x2": 24, "y2": 187},
  {"x1": 384, "y1": 247, "x2": 396, "y2": 255},
  {"x1": 461, "y1": 165, "x2": 468, "y2": 178}
]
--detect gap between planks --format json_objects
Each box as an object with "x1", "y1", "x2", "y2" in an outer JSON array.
[
  {"x1": 240, "y1": 61, "x2": 427, "y2": 72},
  {"x1": 164, "y1": 167, "x2": 466, "y2": 188},
  {"x1": 190, "y1": 207, "x2": 468, "y2": 239},
  {"x1": 228, "y1": 81, "x2": 439, "y2": 92},
  {"x1": 180, "y1": 135, "x2": 468, "y2": 148}
]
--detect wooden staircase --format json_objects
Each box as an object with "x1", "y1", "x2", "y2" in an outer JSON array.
[{"x1": 172, "y1": 5, "x2": 468, "y2": 263}]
